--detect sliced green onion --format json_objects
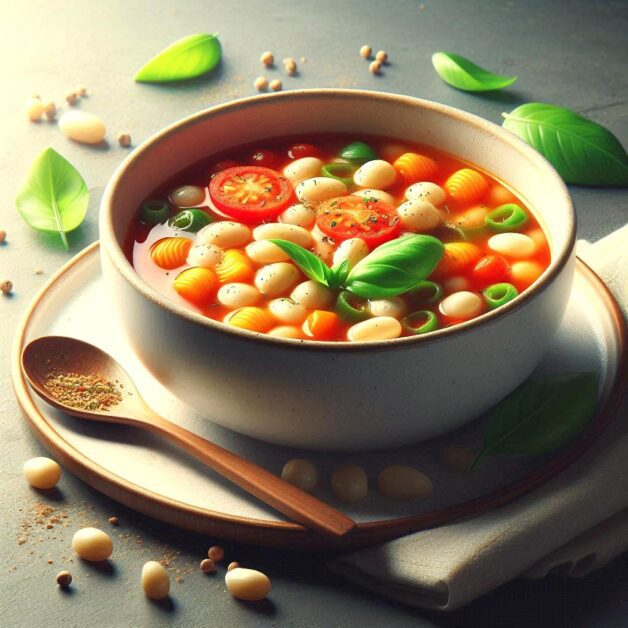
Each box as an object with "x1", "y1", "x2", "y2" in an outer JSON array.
[
  {"x1": 406, "y1": 280, "x2": 443, "y2": 305},
  {"x1": 401, "y1": 310, "x2": 439, "y2": 335},
  {"x1": 486, "y1": 204, "x2": 529, "y2": 232},
  {"x1": 335, "y1": 290, "x2": 370, "y2": 322},
  {"x1": 140, "y1": 200, "x2": 170, "y2": 225},
  {"x1": 322, "y1": 162, "x2": 355, "y2": 186},
  {"x1": 168, "y1": 208, "x2": 212, "y2": 233},
  {"x1": 338, "y1": 141, "x2": 378, "y2": 164},
  {"x1": 483, "y1": 282, "x2": 519, "y2": 309}
]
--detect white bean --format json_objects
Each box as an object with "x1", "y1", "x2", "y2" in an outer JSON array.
[
  {"x1": 296, "y1": 177, "x2": 347, "y2": 206},
  {"x1": 331, "y1": 464, "x2": 368, "y2": 503},
  {"x1": 279, "y1": 203, "x2": 316, "y2": 229},
  {"x1": 439, "y1": 291, "x2": 483, "y2": 319},
  {"x1": 281, "y1": 459, "x2": 318, "y2": 492},
  {"x1": 23, "y1": 457, "x2": 61, "y2": 489},
  {"x1": 172, "y1": 185, "x2": 205, "y2": 207},
  {"x1": 347, "y1": 316, "x2": 402, "y2": 342},
  {"x1": 255, "y1": 263, "x2": 299, "y2": 296},
  {"x1": 268, "y1": 298, "x2": 307, "y2": 324},
  {"x1": 283, "y1": 157, "x2": 323, "y2": 185},
  {"x1": 443, "y1": 276, "x2": 470, "y2": 294},
  {"x1": 72, "y1": 528, "x2": 113, "y2": 562},
  {"x1": 141, "y1": 561, "x2": 170, "y2": 599},
  {"x1": 268, "y1": 325, "x2": 303, "y2": 339},
  {"x1": 405, "y1": 182, "x2": 446, "y2": 207},
  {"x1": 186, "y1": 243, "x2": 223, "y2": 268},
  {"x1": 25, "y1": 97, "x2": 44, "y2": 121},
  {"x1": 253, "y1": 223, "x2": 313, "y2": 248},
  {"x1": 225, "y1": 568, "x2": 271, "y2": 601},
  {"x1": 352, "y1": 189, "x2": 395, "y2": 205},
  {"x1": 396, "y1": 199, "x2": 441, "y2": 232},
  {"x1": 217, "y1": 283, "x2": 261, "y2": 308},
  {"x1": 439, "y1": 445, "x2": 477, "y2": 473},
  {"x1": 377, "y1": 465, "x2": 433, "y2": 500},
  {"x1": 368, "y1": 297, "x2": 406, "y2": 319},
  {"x1": 291, "y1": 280, "x2": 334, "y2": 309},
  {"x1": 310, "y1": 227, "x2": 334, "y2": 265},
  {"x1": 354, "y1": 160, "x2": 397, "y2": 190},
  {"x1": 197, "y1": 221, "x2": 251, "y2": 248},
  {"x1": 245, "y1": 240, "x2": 290, "y2": 264},
  {"x1": 332, "y1": 238, "x2": 369, "y2": 268},
  {"x1": 59, "y1": 110, "x2": 106, "y2": 144},
  {"x1": 488, "y1": 233, "x2": 536, "y2": 258}
]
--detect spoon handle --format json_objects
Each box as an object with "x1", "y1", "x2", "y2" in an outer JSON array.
[{"x1": 145, "y1": 414, "x2": 356, "y2": 538}]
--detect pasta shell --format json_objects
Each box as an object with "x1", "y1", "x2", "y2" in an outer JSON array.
[
  {"x1": 173, "y1": 267, "x2": 218, "y2": 305},
  {"x1": 433, "y1": 242, "x2": 482, "y2": 277},
  {"x1": 150, "y1": 237, "x2": 192, "y2": 270},
  {"x1": 444, "y1": 169, "x2": 489, "y2": 206},
  {"x1": 393, "y1": 153, "x2": 438, "y2": 184},
  {"x1": 215, "y1": 249, "x2": 254, "y2": 284},
  {"x1": 226, "y1": 307, "x2": 275, "y2": 333}
]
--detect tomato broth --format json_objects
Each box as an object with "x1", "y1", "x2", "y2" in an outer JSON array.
[{"x1": 130, "y1": 135, "x2": 550, "y2": 342}]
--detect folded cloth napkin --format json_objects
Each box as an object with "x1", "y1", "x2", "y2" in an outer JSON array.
[{"x1": 329, "y1": 226, "x2": 628, "y2": 611}]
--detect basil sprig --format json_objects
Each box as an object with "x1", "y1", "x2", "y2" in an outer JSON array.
[
  {"x1": 269, "y1": 235, "x2": 444, "y2": 298},
  {"x1": 473, "y1": 372, "x2": 598, "y2": 469}
]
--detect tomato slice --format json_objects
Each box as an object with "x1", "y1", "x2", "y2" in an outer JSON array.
[
  {"x1": 209, "y1": 166, "x2": 295, "y2": 223},
  {"x1": 316, "y1": 196, "x2": 401, "y2": 247}
]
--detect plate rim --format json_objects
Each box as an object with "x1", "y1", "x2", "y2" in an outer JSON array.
[{"x1": 11, "y1": 241, "x2": 627, "y2": 549}]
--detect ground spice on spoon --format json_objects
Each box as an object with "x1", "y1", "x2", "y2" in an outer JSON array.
[{"x1": 44, "y1": 370, "x2": 122, "y2": 411}]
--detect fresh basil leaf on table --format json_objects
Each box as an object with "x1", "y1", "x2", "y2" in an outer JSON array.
[
  {"x1": 432, "y1": 51, "x2": 518, "y2": 92},
  {"x1": 15, "y1": 147, "x2": 89, "y2": 250},
  {"x1": 473, "y1": 372, "x2": 599, "y2": 468},
  {"x1": 502, "y1": 103, "x2": 628, "y2": 186},
  {"x1": 269, "y1": 239, "x2": 333, "y2": 287},
  {"x1": 135, "y1": 33, "x2": 222, "y2": 83}
]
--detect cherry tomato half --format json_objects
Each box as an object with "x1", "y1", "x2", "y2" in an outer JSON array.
[
  {"x1": 209, "y1": 166, "x2": 295, "y2": 223},
  {"x1": 471, "y1": 254, "x2": 510, "y2": 288},
  {"x1": 288, "y1": 143, "x2": 318, "y2": 160},
  {"x1": 316, "y1": 196, "x2": 401, "y2": 248},
  {"x1": 248, "y1": 149, "x2": 282, "y2": 170}
]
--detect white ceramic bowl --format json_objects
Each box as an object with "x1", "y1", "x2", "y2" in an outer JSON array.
[{"x1": 100, "y1": 90, "x2": 575, "y2": 451}]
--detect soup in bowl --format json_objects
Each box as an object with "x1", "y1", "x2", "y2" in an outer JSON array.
[{"x1": 100, "y1": 90, "x2": 575, "y2": 450}]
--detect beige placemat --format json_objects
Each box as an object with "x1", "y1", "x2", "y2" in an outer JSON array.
[{"x1": 329, "y1": 226, "x2": 628, "y2": 611}]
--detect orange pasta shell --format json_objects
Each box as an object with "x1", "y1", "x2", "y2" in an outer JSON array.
[
  {"x1": 215, "y1": 249, "x2": 254, "y2": 284},
  {"x1": 444, "y1": 169, "x2": 489, "y2": 206},
  {"x1": 150, "y1": 237, "x2": 192, "y2": 270},
  {"x1": 432, "y1": 242, "x2": 482, "y2": 278},
  {"x1": 393, "y1": 152, "x2": 438, "y2": 184},
  {"x1": 173, "y1": 267, "x2": 218, "y2": 305},
  {"x1": 227, "y1": 307, "x2": 275, "y2": 333}
]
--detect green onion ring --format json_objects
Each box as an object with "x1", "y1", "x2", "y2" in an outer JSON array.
[
  {"x1": 401, "y1": 310, "x2": 439, "y2": 335},
  {"x1": 322, "y1": 162, "x2": 355, "y2": 187},
  {"x1": 140, "y1": 200, "x2": 170, "y2": 226},
  {"x1": 335, "y1": 290, "x2": 370, "y2": 322},
  {"x1": 483, "y1": 282, "x2": 519, "y2": 309},
  {"x1": 168, "y1": 208, "x2": 212, "y2": 233},
  {"x1": 486, "y1": 204, "x2": 529, "y2": 232},
  {"x1": 406, "y1": 280, "x2": 443, "y2": 306}
]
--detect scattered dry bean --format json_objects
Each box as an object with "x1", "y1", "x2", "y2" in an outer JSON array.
[
  {"x1": 281, "y1": 459, "x2": 318, "y2": 492},
  {"x1": 72, "y1": 527, "x2": 113, "y2": 561},
  {"x1": 331, "y1": 464, "x2": 368, "y2": 503},
  {"x1": 108, "y1": 516, "x2": 119, "y2": 526},
  {"x1": 117, "y1": 133, "x2": 131, "y2": 148},
  {"x1": 56, "y1": 571, "x2": 72, "y2": 587},
  {"x1": 25, "y1": 97, "x2": 44, "y2": 121},
  {"x1": 141, "y1": 561, "x2": 170, "y2": 599},
  {"x1": 439, "y1": 444, "x2": 477, "y2": 473},
  {"x1": 200, "y1": 558, "x2": 216, "y2": 573},
  {"x1": 375, "y1": 50, "x2": 388, "y2": 63},
  {"x1": 1, "y1": 280, "x2": 13, "y2": 295},
  {"x1": 225, "y1": 568, "x2": 271, "y2": 601},
  {"x1": 0, "y1": 230, "x2": 6, "y2": 243},
  {"x1": 369, "y1": 61, "x2": 381, "y2": 75},
  {"x1": 269, "y1": 79, "x2": 283, "y2": 92},
  {"x1": 260, "y1": 51, "x2": 274, "y2": 67},
  {"x1": 377, "y1": 465, "x2": 433, "y2": 500},
  {"x1": 23, "y1": 457, "x2": 61, "y2": 489},
  {"x1": 254, "y1": 76, "x2": 268, "y2": 91},
  {"x1": 43, "y1": 101, "x2": 56, "y2": 121},
  {"x1": 284, "y1": 59, "x2": 297, "y2": 75},
  {"x1": 65, "y1": 92, "x2": 78, "y2": 105},
  {"x1": 76, "y1": 86, "x2": 88, "y2": 97},
  {"x1": 227, "y1": 562, "x2": 240, "y2": 572},
  {"x1": 207, "y1": 545, "x2": 224, "y2": 562},
  {"x1": 360, "y1": 45, "x2": 372, "y2": 59}
]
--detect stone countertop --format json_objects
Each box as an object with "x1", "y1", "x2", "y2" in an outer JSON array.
[{"x1": 1, "y1": 1, "x2": 626, "y2": 626}]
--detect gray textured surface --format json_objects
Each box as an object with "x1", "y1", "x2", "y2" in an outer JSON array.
[{"x1": 1, "y1": 1, "x2": 627, "y2": 626}]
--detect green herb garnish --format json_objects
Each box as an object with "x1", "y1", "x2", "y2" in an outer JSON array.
[
  {"x1": 432, "y1": 51, "x2": 517, "y2": 92},
  {"x1": 15, "y1": 148, "x2": 89, "y2": 250},
  {"x1": 502, "y1": 103, "x2": 628, "y2": 186},
  {"x1": 135, "y1": 33, "x2": 222, "y2": 83}
]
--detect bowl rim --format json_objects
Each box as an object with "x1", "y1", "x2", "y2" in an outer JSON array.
[{"x1": 100, "y1": 88, "x2": 576, "y2": 352}]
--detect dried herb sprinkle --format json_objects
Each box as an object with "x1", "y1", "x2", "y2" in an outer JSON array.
[{"x1": 44, "y1": 370, "x2": 123, "y2": 411}]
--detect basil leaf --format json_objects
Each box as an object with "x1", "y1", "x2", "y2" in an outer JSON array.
[
  {"x1": 329, "y1": 259, "x2": 350, "y2": 289},
  {"x1": 346, "y1": 235, "x2": 444, "y2": 299},
  {"x1": 15, "y1": 147, "x2": 89, "y2": 250},
  {"x1": 135, "y1": 33, "x2": 222, "y2": 83},
  {"x1": 269, "y1": 239, "x2": 332, "y2": 287},
  {"x1": 473, "y1": 372, "x2": 598, "y2": 468},
  {"x1": 502, "y1": 103, "x2": 628, "y2": 186},
  {"x1": 432, "y1": 52, "x2": 517, "y2": 92}
]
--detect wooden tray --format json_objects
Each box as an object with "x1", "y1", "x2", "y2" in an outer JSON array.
[{"x1": 11, "y1": 242, "x2": 626, "y2": 549}]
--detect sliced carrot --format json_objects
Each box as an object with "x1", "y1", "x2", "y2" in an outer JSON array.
[{"x1": 304, "y1": 310, "x2": 341, "y2": 340}]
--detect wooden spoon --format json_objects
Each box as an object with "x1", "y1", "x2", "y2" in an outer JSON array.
[{"x1": 21, "y1": 336, "x2": 356, "y2": 538}]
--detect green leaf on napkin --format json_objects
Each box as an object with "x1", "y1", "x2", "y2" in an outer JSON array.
[
  {"x1": 502, "y1": 103, "x2": 628, "y2": 186},
  {"x1": 473, "y1": 372, "x2": 598, "y2": 468},
  {"x1": 135, "y1": 33, "x2": 222, "y2": 83},
  {"x1": 15, "y1": 147, "x2": 89, "y2": 250},
  {"x1": 431, "y1": 51, "x2": 517, "y2": 92}
]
